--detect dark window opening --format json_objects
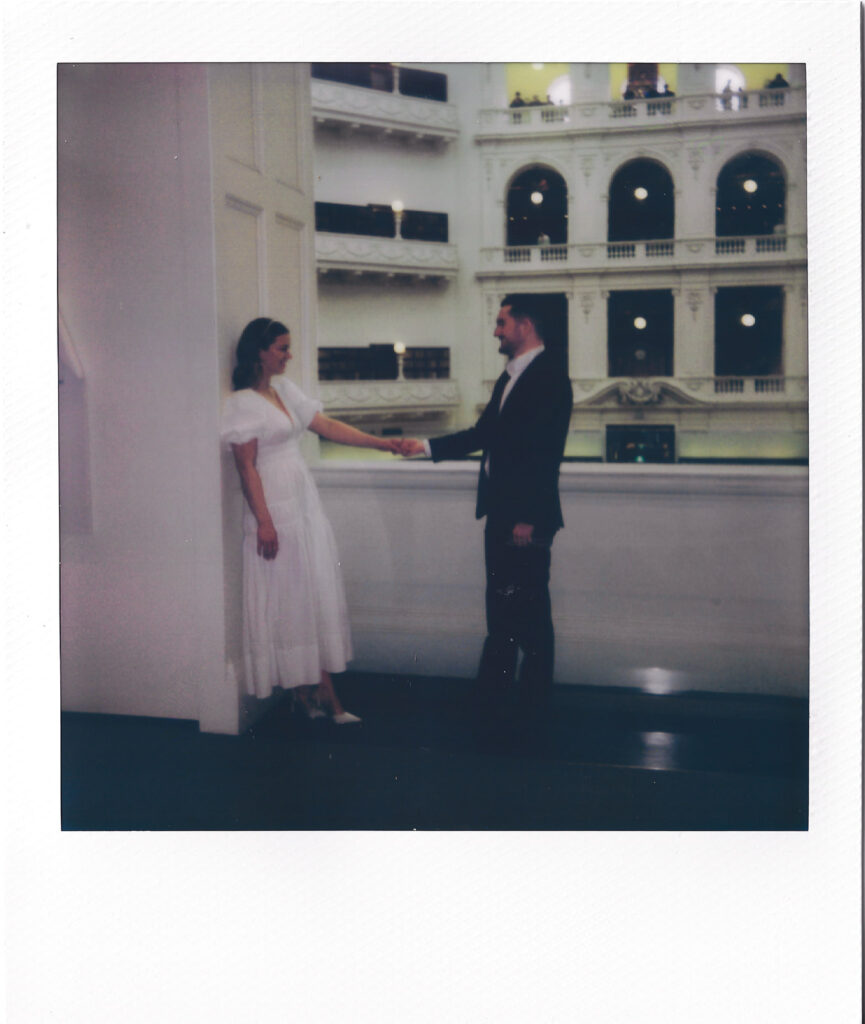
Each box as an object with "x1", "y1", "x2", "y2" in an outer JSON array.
[
  {"x1": 627, "y1": 63, "x2": 659, "y2": 95},
  {"x1": 716, "y1": 153, "x2": 786, "y2": 237},
  {"x1": 398, "y1": 66, "x2": 448, "y2": 102},
  {"x1": 714, "y1": 286, "x2": 784, "y2": 377},
  {"x1": 318, "y1": 346, "x2": 450, "y2": 381},
  {"x1": 608, "y1": 290, "x2": 674, "y2": 377},
  {"x1": 608, "y1": 159, "x2": 675, "y2": 241},
  {"x1": 506, "y1": 166, "x2": 568, "y2": 246},
  {"x1": 311, "y1": 63, "x2": 447, "y2": 102},
  {"x1": 315, "y1": 202, "x2": 448, "y2": 242},
  {"x1": 606, "y1": 425, "x2": 675, "y2": 463}
]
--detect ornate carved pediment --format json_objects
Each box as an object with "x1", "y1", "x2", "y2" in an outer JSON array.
[{"x1": 580, "y1": 380, "x2": 707, "y2": 407}]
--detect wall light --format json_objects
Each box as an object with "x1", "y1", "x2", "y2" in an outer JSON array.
[
  {"x1": 634, "y1": 317, "x2": 647, "y2": 330},
  {"x1": 634, "y1": 187, "x2": 649, "y2": 200},
  {"x1": 530, "y1": 191, "x2": 544, "y2": 205},
  {"x1": 743, "y1": 179, "x2": 758, "y2": 193},
  {"x1": 740, "y1": 313, "x2": 756, "y2": 327},
  {"x1": 391, "y1": 199, "x2": 404, "y2": 239},
  {"x1": 393, "y1": 341, "x2": 406, "y2": 355}
]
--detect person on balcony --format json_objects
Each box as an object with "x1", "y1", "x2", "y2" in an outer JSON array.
[
  {"x1": 509, "y1": 91, "x2": 526, "y2": 108},
  {"x1": 398, "y1": 295, "x2": 573, "y2": 744},
  {"x1": 721, "y1": 80, "x2": 733, "y2": 110},
  {"x1": 528, "y1": 94, "x2": 543, "y2": 106},
  {"x1": 222, "y1": 317, "x2": 402, "y2": 725},
  {"x1": 767, "y1": 72, "x2": 790, "y2": 88}
]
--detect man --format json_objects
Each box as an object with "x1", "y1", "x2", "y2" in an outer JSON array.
[{"x1": 401, "y1": 295, "x2": 573, "y2": 727}]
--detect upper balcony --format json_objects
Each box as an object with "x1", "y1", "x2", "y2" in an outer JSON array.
[
  {"x1": 311, "y1": 68, "x2": 459, "y2": 146},
  {"x1": 475, "y1": 86, "x2": 805, "y2": 140},
  {"x1": 316, "y1": 232, "x2": 458, "y2": 282},
  {"x1": 476, "y1": 233, "x2": 806, "y2": 278}
]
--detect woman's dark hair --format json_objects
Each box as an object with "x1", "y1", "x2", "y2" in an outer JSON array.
[{"x1": 231, "y1": 317, "x2": 289, "y2": 390}]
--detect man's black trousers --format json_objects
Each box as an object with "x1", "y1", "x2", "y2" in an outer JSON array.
[{"x1": 476, "y1": 519, "x2": 555, "y2": 708}]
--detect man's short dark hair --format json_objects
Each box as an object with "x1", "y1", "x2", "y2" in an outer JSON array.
[{"x1": 501, "y1": 293, "x2": 545, "y2": 340}]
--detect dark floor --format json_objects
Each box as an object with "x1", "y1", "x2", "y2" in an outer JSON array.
[{"x1": 61, "y1": 672, "x2": 808, "y2": 830}]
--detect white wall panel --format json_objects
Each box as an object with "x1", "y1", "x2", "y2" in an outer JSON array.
[
  {"x1": 315, "y1": 463, "x2": 808, "y2": 697},
  {"x1": 59, "y1": 64, "x2": 225, "y2": 722}
]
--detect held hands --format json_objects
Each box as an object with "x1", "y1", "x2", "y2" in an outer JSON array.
[
  {"x1": 392, "y1": 438, "x2": 426, "y2": 458},
  {"x1": 257, "y1": 521, "x2": 279, "y2": 560}
]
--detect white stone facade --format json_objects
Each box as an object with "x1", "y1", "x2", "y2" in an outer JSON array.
[{"x1": 312, "y1": 62, "x2": 807, "y2": 461}]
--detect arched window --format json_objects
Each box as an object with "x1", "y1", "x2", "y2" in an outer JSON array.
[
  {"x1": 506, "y1": 166, "x2": 568, "y2": 246},
  {"x1": 715, "y1": 153, "x2": 786, "y2": 237},
  {"x1": 547, "y1": 75, "x2": 571, "y2": 106},
  {"x1": 608, "y1": 159, "x2": 674, "y2": 241},
  {"x1": 715, "y1": 65, "x2": 746, "y2": 110}
]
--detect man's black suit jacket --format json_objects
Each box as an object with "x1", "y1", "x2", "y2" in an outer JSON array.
[{"x1": 428, "y1": 349, "x2": 573, "y2": 537}]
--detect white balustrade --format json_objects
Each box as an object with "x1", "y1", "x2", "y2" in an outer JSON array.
[
  {"x1": 478, "y1": 236, "x2": 802, "y2": 275},
  {"x1": 477, "y1": 86, "x2": 804, "y2": 137}
]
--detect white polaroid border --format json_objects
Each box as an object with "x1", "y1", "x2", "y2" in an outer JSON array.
[{"x1": 3, "y1": 2, "x2": 861, "y2": 1021}]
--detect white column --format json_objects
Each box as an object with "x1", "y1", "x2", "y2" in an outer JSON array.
[
  {"x1": 483, "y1": 63, "x2": 508, "y2": 108},
  {"x1": 782, "y1": 277, "x2": 808, "y2": 378},
  {"x1": 571, "y1": 285, "x2": 607, "y2": 381},
  {"x1": 674, "y1": 283, "x2": 715, "y2": 378},
  {"x1": 570, "y1": 63, "x2": 609, "y2": 103}
]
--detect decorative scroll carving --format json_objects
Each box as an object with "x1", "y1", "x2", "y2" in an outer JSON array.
[
  {"x1": 319, "y1": 379, "x2": 459, "y2": 412},
  {"x1": 316, "y1": 234, "x2": 458, "y2": 275},
  {"x1": 617, "y1": 379, "x2": 663, "y2": 405},
  {"x1": 578, "y1": 291, "x2": 595, "y2": 322},
  {"x1": 686, "y1": 290, "x2": 704, "y2": 320}
]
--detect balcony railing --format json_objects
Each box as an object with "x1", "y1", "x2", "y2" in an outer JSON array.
[
  {"x1": 311, "y1": 78, "x2": 459, "y2": 144},
  {"x1": 478, "y1": 234, "x2": 804, "y2": 275},
  {"x1": 476, "y1": 86, "x2": 805, "y2": 137},
  {"x1": 318, "y1": 377, "x2": 460, "y2": 415},
  {"x1": 316, "y1": 232, "x2": 459, "y2": 280}
]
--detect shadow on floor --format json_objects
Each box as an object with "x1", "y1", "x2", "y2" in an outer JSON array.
[{"x1": 62, "y1": 672, "x2": 808, "y2": 830}]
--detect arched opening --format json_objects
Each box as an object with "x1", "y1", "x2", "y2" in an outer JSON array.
[
  {"x1": 715, "y1": 153, "x2": 786, "y2": 237},
  {"x1": 506, "y1": 166, "x2": 568, "y2": 246},
  {"x1": 715, "y1": 65, "x2": 746, "y2": 110},
  {"x1": 608, "y1": 159, "x2": 674, "y2": 241},
  {"x1": 547, "y1": 74, "x2": 571, "y2": 106}
]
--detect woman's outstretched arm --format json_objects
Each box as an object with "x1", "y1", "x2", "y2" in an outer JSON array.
[
  {"x1": 231, "y1": 439, "x2": 279, "y2": 560},
  {"x1": 308, "y1": 413, "x2": 400, "y2": 452}
]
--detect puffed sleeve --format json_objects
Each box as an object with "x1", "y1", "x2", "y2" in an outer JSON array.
[
  {"x1": 220, "y1": 391, "x2": 267, "y2": 447},
  {"x1": 274, "y1": 377, "x2": 324, "y2": 430}
]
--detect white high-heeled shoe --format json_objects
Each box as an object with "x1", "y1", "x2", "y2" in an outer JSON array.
[{"x1": 332, "y1": 711, "x2": 362, "y2": 725}]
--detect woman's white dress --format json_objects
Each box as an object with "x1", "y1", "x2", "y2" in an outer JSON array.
[{"x1": 221, "y1": 376, "x2": 352, "y2": 698}]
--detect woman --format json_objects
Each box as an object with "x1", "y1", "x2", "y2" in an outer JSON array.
[{"x1": 221, "y1": 317, "x2": 401, "y2": 723}]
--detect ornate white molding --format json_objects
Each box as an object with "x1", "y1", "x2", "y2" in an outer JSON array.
[
  {"x1": 316, "y1": 233, "x2": 458, "y2": 278},
  {"x1": 311, "y1": 80, "x2": 459, "y2": 142},
  {"x1": 318, "y1": 378, "x2": 460, "y2": 413},
  {"x1": 475, "y1": 235, "x2": 806, "y2": 277},
  {"x1": 573, "y1": 377, "x2": 808, "y2": 408}
]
